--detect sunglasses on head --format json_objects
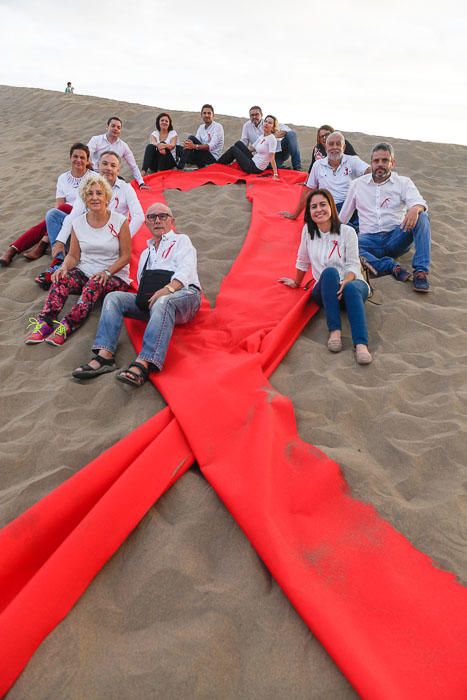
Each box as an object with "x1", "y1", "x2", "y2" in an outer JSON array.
[{"x1": 147, "y1": 212, "x2": 170, "y2": 221}]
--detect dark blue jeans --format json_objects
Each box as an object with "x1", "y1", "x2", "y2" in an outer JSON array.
[
  {"x1": 358, "y1": 212, "x2": 431, "y2": 276},
  {"x1": 276, "y1": 130, "x2": 302, "y2": 170},
  {"x1": 311, "y1": 267, "x2": 369, "y2": 345}
]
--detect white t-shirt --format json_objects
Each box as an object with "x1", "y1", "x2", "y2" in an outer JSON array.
[
  {"x1": 55, "y1": 170, "x2": 93, "y2": 203},
  {"x1": 73, "y1": 210, "x2": 130, "y2": 284},
  {"x1": 296, "y1": 223, "x2": 368, "y2": 288},
  {"x1": 252, "y1": 134, "x2": 277, "y2": 170}
]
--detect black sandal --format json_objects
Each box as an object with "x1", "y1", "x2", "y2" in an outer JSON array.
[
  {"x1": 116, "y1": 361, "x2": 149, "y2": 387},
  {"x1": 72, "y1": 355, "x2": 116, "y2": 379}
]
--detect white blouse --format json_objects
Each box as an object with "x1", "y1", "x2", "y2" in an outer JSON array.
[
  {"x1": 296, "y1": 223, "x2": 368, "y2": 288},
  {"x1": 73, "y1": 210, "x2": 130, "y2": 284}
]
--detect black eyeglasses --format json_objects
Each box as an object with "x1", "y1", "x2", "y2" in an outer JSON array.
[{"x1": 147, "y1": 213, "x2": 171, "y2": 221}]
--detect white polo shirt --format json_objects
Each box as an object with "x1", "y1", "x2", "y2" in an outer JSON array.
[
  {"x1": 306, "y1": 155, "x2": 369, "y2": 204},
  {"x1": 57, "y1": 179, "x2": 144, "y2": 244},
  {"x1": 195, "y1": 121, "x2": 224, "y2": 160},
  {"x1": 87, "y1": 133, "x2": 144, "y2": 185},
  {"x1": 339, "y1": 172, "x2": 427, "y2": 234}
]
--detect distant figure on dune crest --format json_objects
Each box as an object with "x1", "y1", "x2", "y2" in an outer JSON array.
[
  {"x1": 141, "y1": 112, "x2": 179, "y2": 175},
  {"x1": 239, "y1": 105, "x2": 302, "y2": 171},
  {"x1": 64, "y1": 81, "x2": 74, "y2": 94},
  {"x1": 72, "y1": 202, "x2": 202, "y2": 386},
  {"x1": 218, "y1": 114, "x2": 279, "y2": 178},
  {"x1": 281, "y1": 131, "x2": 369, "y2": 226},
  {"x1": 308, "y1": 124, "x2": 357, "y2": 173},
  {"x1": 88, "y1": 116, "x2": 149, "y2": 190},
  {"x1": 177, "y1": 104, "x2": 224, "y2": 170},
  {"x1": 340, "y1": 142, "x2": 431, "y2": 292},
  {"x1": 24, "y1": 175, "x2": 132, "y2": 347},
  {"x1": 0, "y1": 143, "x2": 92, "y2": 268},
  {"x1": 279, "y1": 189, "x2": 372, "y2": 365}
]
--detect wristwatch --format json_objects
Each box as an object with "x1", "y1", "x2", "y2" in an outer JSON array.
[{"x1": 165, "y1": 284, "x2": 176, "y2": 293}]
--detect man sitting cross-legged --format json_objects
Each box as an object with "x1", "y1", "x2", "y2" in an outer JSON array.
[
  {"x1": 339, "y1": 142, "x2": 431, "y2": 292},
  {"x1": 72, "y1": 203, "x2": 202, "y2": 387}
]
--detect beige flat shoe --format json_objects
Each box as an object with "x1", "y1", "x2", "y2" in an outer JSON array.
[
  {"x1": 327, "y1": 336, "x2": 342, "y2": 353},
  {"x1": 355, "y1": 349, "x2": 373, "y2": 365}
]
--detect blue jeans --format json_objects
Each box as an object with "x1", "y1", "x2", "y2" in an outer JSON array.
[
  {"x1": 276, "y1": 130, "x2": 302, "y2": 170},
  {"x1": 45, "y1": 208, "x2": 67, "y2": 259},
  {"x1": 311, "y1": 267, "x2": 369, "y2": 346},
  {"x1": 358, "y1": 212, "x2": 431, "y2": 276},
  {"x1": 336, "y1": 200, "x2": 359, "y2": 232},
  {"x1": 92, "y1": 287, "x2": 201, "y2": 371}
]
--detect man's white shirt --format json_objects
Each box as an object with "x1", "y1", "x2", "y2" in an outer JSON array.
[
  {"x1": 87, "y1": 133, "x2": 144, "y2": 185},
  {"x1": 137, "y1": 230, "x2": 200, "y2": 289},
  {"x1": 195, "y1": 121, "x2": 224, "y2": 160},
  {"x1": 339, "y1": 172, "x2": 427, "y2": 234},
  {"x1": 240, "y1": 119, "x2": 291, "y2": 153}
]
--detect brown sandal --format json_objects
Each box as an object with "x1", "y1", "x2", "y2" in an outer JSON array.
[{"x1": 116, "y1": 361, "x2": 149, "y2": 387}]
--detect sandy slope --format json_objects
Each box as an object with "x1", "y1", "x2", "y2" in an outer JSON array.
[{"x1": 0, "y1": 85, "x2": 466, "y2": 699}]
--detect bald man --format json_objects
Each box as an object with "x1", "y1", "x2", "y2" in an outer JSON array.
[{"x1": 72, "y1": 202, "x2": 201, "y2": 385}]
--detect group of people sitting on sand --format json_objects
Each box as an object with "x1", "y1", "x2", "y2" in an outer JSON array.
[{"x1": 0, "y1": 103, "x2": 431, "y2": 380}]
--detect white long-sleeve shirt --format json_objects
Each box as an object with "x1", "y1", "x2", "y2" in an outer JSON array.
[
  {"x1": 296, "y1": 223, "x2": 367, "y2": 287},
  {"x1": 137, "y1": 230, "x2": 200, "y2": 289},
  {"x1": 87, "y1": 133, "x2": 144, "y2": 185},
  {"x1": 56, "y1": 179, "x2": 144, "y2": 244},
  {"x1": 339, "y1": 172, "x2": 427, "y2": 234},
  {"x1": 194, "y1": 121, "x2": 224, "y2": 160}
]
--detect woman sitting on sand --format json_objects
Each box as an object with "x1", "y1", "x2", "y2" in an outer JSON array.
[
  {"x1": 279, "y1": 188, "x2": 372, "y2": 365},
  {"x1": 217, "y1": 115, "x2": 279, "y2": 178},
  {"x1": 25, "y1": 174, "x2": 131, "y2": 347},
  {"x1": 141, "y1": 112, "x2": 178, "y2": 175},
  {"x1": 308, "y1": 125, "x2": 357, "y2": 173},
  {"x1": 0, "y1": 143, "x2": 92, "y2": 267}
]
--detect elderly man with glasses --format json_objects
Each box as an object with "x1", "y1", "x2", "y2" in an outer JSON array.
[{"x1": 72, "y1": 202, "x2": 201, "y2": 386}]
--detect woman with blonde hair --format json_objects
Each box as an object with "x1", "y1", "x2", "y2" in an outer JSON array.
[
  {"x1": 218, "y1": 115, "x2": 279, "y2": 177},
  {"x1": 25, "y1": 174, "x2": 131, "y2": 347}
]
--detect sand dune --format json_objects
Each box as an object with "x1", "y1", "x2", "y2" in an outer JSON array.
[{"x1": 0, "y1": 85, "x2": 465, "y2": 698}]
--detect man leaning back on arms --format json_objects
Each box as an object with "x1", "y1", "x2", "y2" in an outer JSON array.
[
  {"x1": 88, "y1": 116, "x2": 149, "y2": 190},
  {"x1": 339, "y1": 142, "x2": 431, "y2": 292},
  {"x1": 72, "y1": 202, "x2": 202, "y2": 387}
]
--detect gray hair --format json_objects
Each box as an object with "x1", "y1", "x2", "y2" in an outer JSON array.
[
  {"x1": 326, "y1": 131, "x2": 345, "y2": 146},
  {"x1": 371, "y1": 142, "x2": 395, "y2": 159},
  {"x1": 99, "y1": 150, "x2": 121, "y2": 164}
]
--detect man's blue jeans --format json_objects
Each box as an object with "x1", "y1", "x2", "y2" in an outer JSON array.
[
  {"x1": 276, "y1": 130, "x2": 302, "y2": 170},
  {"x1": 358, "y1": 212, "x2": 431, "y2": 276},
  {"x1": 93, "y1": 287, "x2": 201, "y2": 371},
  {"x1": 311, "y1": 267, "x2": 369, "y2": 346},
  {"x1": 45, "y1": 208, "x2": 68, "y2": 259}
]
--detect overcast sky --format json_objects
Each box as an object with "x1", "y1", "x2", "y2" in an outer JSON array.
[{"x1": 1, "y1": 0, "x2": 466, "y2": 145}]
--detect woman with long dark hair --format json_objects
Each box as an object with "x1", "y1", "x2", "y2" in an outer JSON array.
[{"x1": 279, "y1": 189, "x2": 372, "y2": 364}]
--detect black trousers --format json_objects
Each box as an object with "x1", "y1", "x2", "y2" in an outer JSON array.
[
  {"x1": 142, "y1": 144, "x2": 177, "y2": 172},
  {"x1": 218, "y1": 140, "x2": 263, "y2": 174},
  {"x1": 177, "y1": 136, "x2": 217, "y2": 169}
]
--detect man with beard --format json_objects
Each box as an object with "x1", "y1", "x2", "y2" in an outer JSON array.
[
  {"x1": 339, "y1": 143, "x2": 431, "y2": 292},
  {"x1": 280, "y1": 132, "x2": 369, "y2": 221}
]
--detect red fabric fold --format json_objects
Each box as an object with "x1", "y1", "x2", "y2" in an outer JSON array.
[{"x1": 0, "y1": 166, "x2": 465, "y2": 699}]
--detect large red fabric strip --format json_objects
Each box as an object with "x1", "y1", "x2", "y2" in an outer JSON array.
[{"x1": 0, "y1": 166, "x2": 465, "y2": 698}]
